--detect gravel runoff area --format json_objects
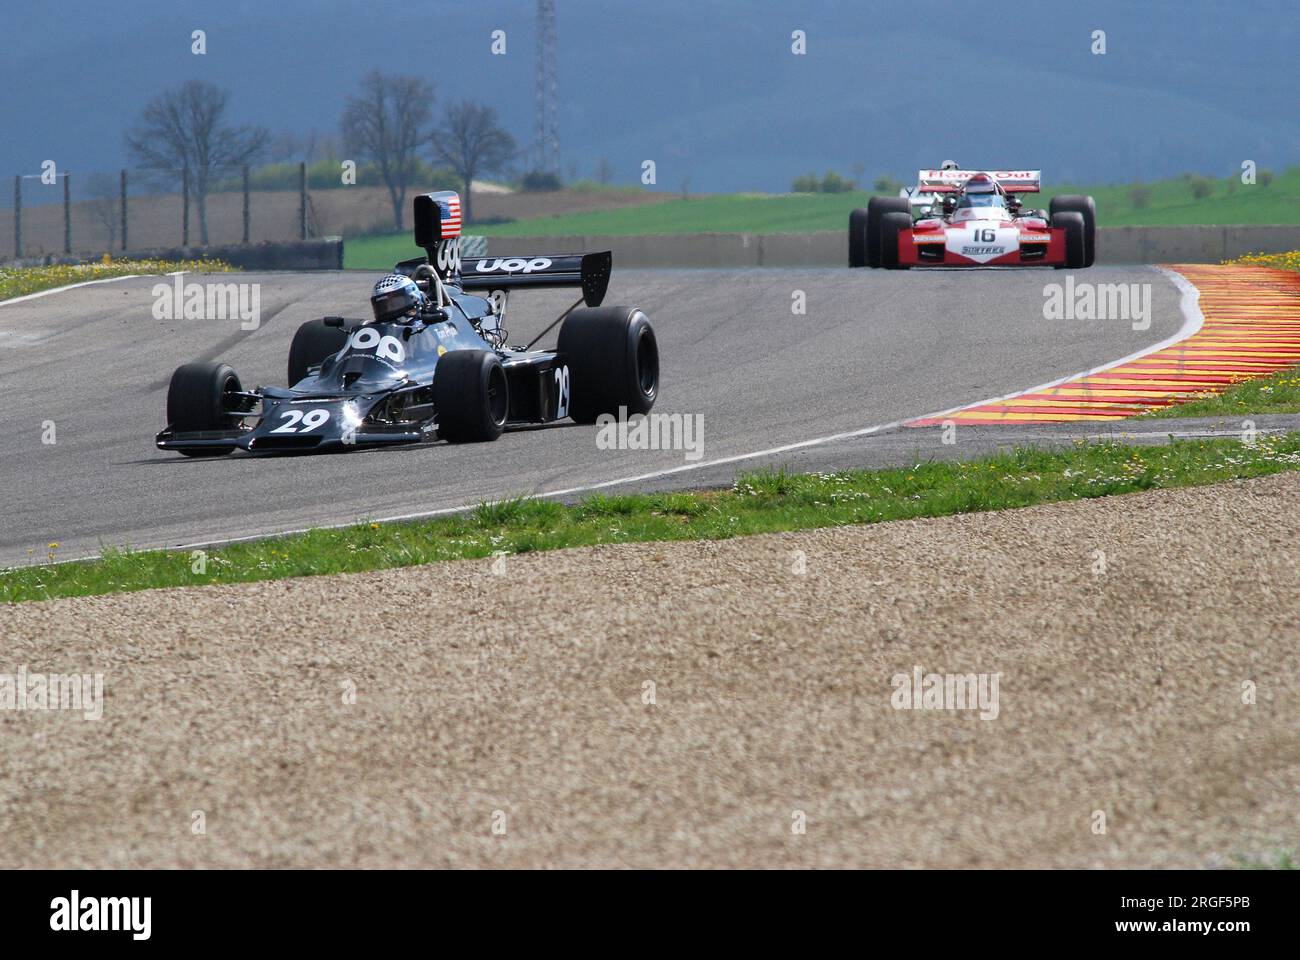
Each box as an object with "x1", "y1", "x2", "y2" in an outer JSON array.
[{"x1": 2, "y1": 473, "x2": 1297, "y2": 869}]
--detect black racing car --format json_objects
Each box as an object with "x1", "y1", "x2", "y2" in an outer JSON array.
[{"x1": 156, "y1": 191, "x2": 659, "y2": 456}]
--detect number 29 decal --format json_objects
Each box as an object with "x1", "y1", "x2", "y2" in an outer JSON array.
[
  {"x1": 271, "y1": 408, "x2": 331, "y2": 433},
  {"x1": 553, "y1": 365, "x2": 570, "y2": 419}
]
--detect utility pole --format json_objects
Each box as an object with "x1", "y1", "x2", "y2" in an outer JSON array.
[
  {"x1": 120, "y1": 169, "x2": 128, "y2": 252},
  {"x1": 298, "y1": 161, "x2": 307, "y2": 240},
  {"x1": 63, "y1": 172, "x2": 71, "y2": 254},
  {"x1": 13, "y1": 175, "x2": 21, "y2": 259}
]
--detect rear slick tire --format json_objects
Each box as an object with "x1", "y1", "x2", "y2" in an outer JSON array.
[
  {"x1": 557, "y1": 306, "x2": 659, "y2": 424},
  {"x1": 880, "y1": 212, "x2": 912, "y2": 270},
  {"x1": 1052, "y1": 211, "x2": 1087, "y2": 269},
  {"x1": 287, "y1": 318, "x2": 350, "y2": 386},
  {"x1": 848, "y1": 208, "x2": 869, "y2": 268},
  {"x1": 1049, "y1": 195, "x2": 1096, "y2": 267},
  {"x1": 867, "y1": 196, "x2": 910, "y2": 268}
]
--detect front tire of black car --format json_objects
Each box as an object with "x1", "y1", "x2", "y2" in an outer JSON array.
[
  {"x1": 557, "y1": 306, "x2": 659, "y2": 424},
  {"x1": 166, "y1": 361, "x2": 243, "y2": 457},
  {"x1": 287, "y1": 318, "x2": 350, "y2": 386},
  {"x1": 434, "y1": 350, "x2": 509, "y2": 443}
]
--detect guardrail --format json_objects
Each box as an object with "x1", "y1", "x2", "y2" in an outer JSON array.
[
  {"x1": 130, "y1": 238, "x2": 344, "y2": 271},
  {"x1": 485, "y1": 227, "x2": 1300, "y2": 268}
]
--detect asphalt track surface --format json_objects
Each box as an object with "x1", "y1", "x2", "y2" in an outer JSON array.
[{"x1": 0, "y1": 266, "x2": 1182, "y2": 565}]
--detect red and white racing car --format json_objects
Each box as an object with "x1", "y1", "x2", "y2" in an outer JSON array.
[{"x1": 849, "y1": 169, "x2": 1096, "y2": 269}]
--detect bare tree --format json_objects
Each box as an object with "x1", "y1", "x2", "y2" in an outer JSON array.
[
  {"x1": 430, "y1": 100, "x2": 517, "y2": 225},
  {"x1": 316, "y1": 133, "x2": 343, "y2": 162},
  {"x1": 270, "y1": 130, "x2": 323, "y2": 164},
  {"x1": 85, "y1": 172, "x2": 120, "y2": 249},
  {"x1": 126, "y1": 80, "x2": 268, "y2": 245},
  {"x1": 342, "y1": 71, "x2": 434, "y2": 230}
]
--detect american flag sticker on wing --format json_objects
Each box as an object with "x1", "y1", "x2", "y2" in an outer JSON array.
[{"x1": 442, "y1": 195, "x2": 463, "y2": 237}]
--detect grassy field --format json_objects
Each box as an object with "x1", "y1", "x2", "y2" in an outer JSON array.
[
  {"x1": 342, "y1": 191, "x2": 866, "y2": 267},
  {"x1": 0, "y1": 257, "x2": 235, "y2": 301},
  {"x1": 5, "y1": 433, "x2": 1299, "y2": 604},
  {"x1": 343, "y1": 167, "x2": 1300, "y2": 266}
]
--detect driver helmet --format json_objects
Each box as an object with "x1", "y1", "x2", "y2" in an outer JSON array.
[
  {"x1": 956, "y1": 173, "x2": 1001, "y2": 209},
  {"x1": 370, "y1": 274, "x2": 427, "y2": 323},
  {"x1": 940, "y1": 159, "x2": 961, "y2": 171}
]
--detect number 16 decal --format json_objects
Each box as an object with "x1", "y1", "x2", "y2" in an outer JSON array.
[{"x1": 554, "y1": 365, "x2": 570, "y2": 419}]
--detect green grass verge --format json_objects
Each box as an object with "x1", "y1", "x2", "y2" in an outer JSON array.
[
  {"x1": 0, "y1": 258, "x2": 237, "y2": 301},
  {"x1": 342, "y1": 168, "x2": 1300, "y2": 266},
  {"x1": 1147, "y1": 366, "x2": 1300, "y2": 418},
  {"x1": 6, "y1": 434, "x2": 1300, "y2": 605},
  {"x1": 1223, "y1": 250, "x2": 1300, "y2": 272}
]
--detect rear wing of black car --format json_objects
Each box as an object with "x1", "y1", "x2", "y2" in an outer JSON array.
[
  {"x1": 459, "y1": 252, "x2": 611, "y2": 308},
  {"x1": 408, "y1": 191, "x2": 611, "y2": 307},
  {"x1": 395, "y1": 250, "x2": 611, "y2": 308}
]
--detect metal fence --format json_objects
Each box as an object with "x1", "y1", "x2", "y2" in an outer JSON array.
[{"x1": 0, "y1": 163, "x2": 415, "y2": 261}]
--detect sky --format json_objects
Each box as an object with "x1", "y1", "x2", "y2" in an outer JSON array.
[{"x1": 2, "y1": 0, "x2": 1297, "y2": 197}]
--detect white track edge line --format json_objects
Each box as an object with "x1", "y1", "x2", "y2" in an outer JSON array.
[{"x1": 0, "y1": 270, "x2": 187, "y2": 307}]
